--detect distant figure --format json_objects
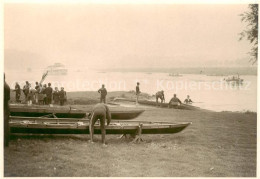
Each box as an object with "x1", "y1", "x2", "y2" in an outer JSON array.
[
  {"x1": 27, "y1": 88, "x2": 34, "y2": 105},
  {"x1": 184, "y1": 95, "x2": 193, "y2": 104},
  {"x1": 14, "y1": 82, "x2": 21, "y2": 103},
  {"x1": 42, "y1": 84, "x2": 47, "y2": 105},
  {"x1": 59, "y1": 87, "x2": 67, "y2": 106},
  {"x1": 169, "y1": 94, "x2": 182, "y2": 108},
  {"x1": 45, "y1": 83, "x2": 53, "y2": 105},
  {"x1": 38, "y1": 84, "x2": 45, "y2": 105},
  {"x1": 136, "y1": 82, "x2": 140, "y2": 104},
  {"x1": 53, "y1": 87, "x2": 60, "y2": 105},
  {"x1": 4, "y1": 74, "x2": 10, "y2": 147},
  {"x1": 98, "y1": 84, "x2": 107, "y2": 103},
  {"x1": 23, "y1": 81, "x2": 30, "y2": 102},
  {"x1": 156, "y1": 90, "x2": 165, "y2": 107},
  {"x1": 35, "y1": 82, "x2": 40, "y2": 104},
  {"x1": 88, "y1": 103, "x2": 111, "y2": 146}
]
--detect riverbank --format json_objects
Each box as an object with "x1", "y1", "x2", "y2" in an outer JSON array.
[{"x1": 4, "y1": 91, "x2": 257, "y2": 177}]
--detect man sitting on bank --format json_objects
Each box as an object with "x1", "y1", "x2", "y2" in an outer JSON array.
[
  {"x1": 155, "y1": 90, "x2": 165, "y2": 107},
  {"x1": 168, "y1": 94, "x2": 182, "y2": 108},
  {"x1": 184, "y1": 95, "x2": 193, "y2": 104},
  {"x1": 88, "y1": 103, "x2": 111, "y2": 146}
]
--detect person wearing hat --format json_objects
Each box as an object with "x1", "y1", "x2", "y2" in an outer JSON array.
[
  {"x1": 184, "y1": 95, "x2": 193, "y2": 104},
  {"x1": 98, "y1": 84, "x2": 107, "y2": 104},
  {"x1": 136, "y1": 82, "x2": 140, "y2": 104},
  {"x1": 155, "y1": 90, "x2": 165, "y2": 107},
  {"x1": 88, "y1": 103, "x2": 111, "y2": 146},
  {"x1": 59, "y1": 87, "x2": 67, "y2": 106},
  {"x1": 168, "y1": 94, "x2": 182, "y2": 108}
]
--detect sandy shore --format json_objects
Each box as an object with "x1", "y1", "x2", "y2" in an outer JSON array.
[{"x1": 4, "y1": 91, "x2": 257, "y2": 177}]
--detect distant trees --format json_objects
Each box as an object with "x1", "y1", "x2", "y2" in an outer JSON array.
[{"x1": 239, "y1": 4, "x2": 258, "y2": 64}]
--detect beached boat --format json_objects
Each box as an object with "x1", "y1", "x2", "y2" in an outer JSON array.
[
  {"x1": 9, "y1": 116, "x2": 191, "y2": 135},
  {"x1": 9, "y1": 104, "x2": 145, "y2": 120},
  {"x1": 113, "y1": 98, "x2": 199, "y2": 110}
]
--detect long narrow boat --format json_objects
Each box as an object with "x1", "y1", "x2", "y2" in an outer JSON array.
[
  {"x1": 113, "y1": 98, "x2": 199, "y2": 110},
  {"x1": 9, "y1": 104, "x2": 144, "y2": 120},
  {"x1": 9, "y1": 116, "x2": 191, "y2": 135}
]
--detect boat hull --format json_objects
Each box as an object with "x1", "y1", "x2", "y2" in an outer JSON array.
[
  {"x1": 9, "y1": 117, "x2": 191, "y2": 135},
  {"x1": 114, "y1": 98, "x2": 198, "y2": 110},
  {"x1": 9, "y1": 105, "x2": 144, "y2": 120}
]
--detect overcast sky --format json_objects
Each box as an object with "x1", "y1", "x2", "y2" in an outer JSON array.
[{"x1": 4, "y1": 3, "x2": 252, "y2": 70}]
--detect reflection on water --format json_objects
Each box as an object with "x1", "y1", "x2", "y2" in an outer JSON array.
[{"x1": 5, "y1": 69, "x2": 257, "y2": 112}]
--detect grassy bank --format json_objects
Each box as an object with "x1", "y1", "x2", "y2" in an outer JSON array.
[{"x1": 5, "y1": 91, "x2": 257, "y2": 177}]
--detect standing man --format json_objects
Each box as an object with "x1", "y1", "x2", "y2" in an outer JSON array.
[
  {"x1": 14, "y1": 82, "x2": 21, "y2": 103},
  {"x1": 45, "y1": 83, "x2": 53, "y2": 105},
  {"x1": 4, "y1": 74, "x2": 10, "y2": 147},
  {"x1": 23, "y1": 81, "x2": 30, "y2": 103},
  {"x1": 35, "y1": 82, "x2": 40, "y2": 104},
  {"x1": 168, "y1": 94, "x2": 182, "y2": 108},
  {"x1": 136, "y1": 82, "x2": 140, "y2": 104},
  {"x1": 59, "y1": 87, "x2": 67, "y2": 106},
  {"x1": 88, "y1": 103, "x2": 111, "y2": 146},
  {"x1": 53, "y1": 87, "x2": 60, "y2": 105},
  {"x1": 98, "y1": 84, "x2": 107, "y2": 103},
  {"x1": 155, "y1": 90, "x2": 165, "y2": 107}
]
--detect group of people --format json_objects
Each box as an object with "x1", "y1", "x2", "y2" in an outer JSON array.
[
  {"x1": 155, "y1": 90, "x2": 193, "y2": 107},
  {"x1": 5, "y1": 78, "x2": 194, "y2": 147},
  {"x1": 134, "y1": 82, "x2": 193, "y2": 108},
  {"x1": 14, "y1": 81, "x2": 67, "y2": 106}
]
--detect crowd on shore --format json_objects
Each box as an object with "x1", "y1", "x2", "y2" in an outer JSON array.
[{"x1": 13, "y1": 81, "x2": 67, "y2": 106}]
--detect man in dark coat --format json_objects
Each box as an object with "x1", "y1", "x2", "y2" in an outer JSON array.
[
  {"x1": 59, "y1": 87, "x2": 66, "y2": 106},
  {"x1": 168, "y1": 94, "x2": 182, "y2": 108},
  {"x1": 136, "y1": 82, "x2": 140, "y2": 104},
  {"x1": 14, "y1": 82, "x2": 21, "y2": 103},
  {"x1": 4, "y1": 74, "x2": 10, "y2": 147},
  {"x1": 88, "y1": 103, "x2": 111, "y2": 146},
  {"x1": 98, "y1": 84, "x2": 107, "y2": 103},
  {"x1": 45, "y1": 83, "x2": 53, "y2": 105}
]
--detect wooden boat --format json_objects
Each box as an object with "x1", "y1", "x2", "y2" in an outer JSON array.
[
  {"x1": 9, "y1": 116, "x2": 191, "y2": 135},
  {"x1": 113, "y1": 98, "x2": 199, "y2": 110},
  {"x1": 9, "y1": 104, "x2": 144, "y2": 120}
]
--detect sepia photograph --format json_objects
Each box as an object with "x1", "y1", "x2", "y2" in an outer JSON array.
[{"x1": 2, "y1": 0, "x2": 258, "y2": 177}]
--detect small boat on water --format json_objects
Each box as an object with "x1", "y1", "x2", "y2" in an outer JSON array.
[
  {"x1": 169, "y1": 73, "x2": 182, "y2": 77},
  {"x1": 224, "y1": 74, "x2": 243, "y2": 84},
  {"x1": 113, "y1": 98, "x2": 199, "y2": 110},
  {"x1": 9, "y1": 104, "x2": 144, "y2": 120},
  {"x1": 9, "y1": 116, "x2": 191, "y2": 135}
]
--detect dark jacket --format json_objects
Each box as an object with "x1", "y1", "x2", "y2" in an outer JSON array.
[
  {"x1": 59, "y1": 90, "x2": 66, "y2": 100},
  {"x1": 15, "y1": 84, "x2": 21, "y2": 94},
  {"x1": 98, "y1": 87, "x2": 107, "y2": 97},
  {"x1": 45, "y1": 87, "x2": 53, "y2": 98}
]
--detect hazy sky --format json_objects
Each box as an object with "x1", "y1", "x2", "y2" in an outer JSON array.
[{"x1": 4, "y1": 3, "x2": 252, "y2": 70}]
